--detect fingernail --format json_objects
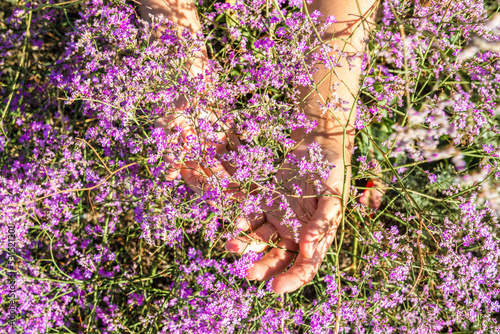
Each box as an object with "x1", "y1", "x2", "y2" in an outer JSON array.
[
  {"x1": 164, "y1": 153, "x2": 175, "y2": 164},
  {"x1": 225, "y1": 241, "x2": 239, "y2": 253},
  {"x1": 246, "y1": 271, "x2": 262, "y2": 281},
  {"x1": 307, "y1": 240, "x2": 318, "y2": 258},
  {"x1": 225, "y1": 243, "x2": 235, "y2": 253},
  {"x1": 234, "y1": 218, "x2": 248, "y2": 230}
]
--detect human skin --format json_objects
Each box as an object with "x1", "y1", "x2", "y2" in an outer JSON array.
[{"x1": 138, "y1": 0, "x2": 378, "y2": 293}]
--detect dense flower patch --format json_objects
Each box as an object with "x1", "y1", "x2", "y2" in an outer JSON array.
[{"x1": 1, "y1": 0, "x2": 499, "y2": 332}]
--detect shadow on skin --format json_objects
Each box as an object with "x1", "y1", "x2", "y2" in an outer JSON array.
[{"x1": 138, "y1": 0, "x2": 198, "y2": 39}]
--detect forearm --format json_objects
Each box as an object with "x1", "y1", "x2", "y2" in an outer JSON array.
[
  {"x1": 291, "y1": 0, "x2": 378, "y2": 206},
  {"x1": 138, "y1": 0, "x2": 203, "y2": 37},
  {"x1": 295, "y1": 0, "x2": 378, "y2": 144},
  {"x1": 138, "y1": 0, "x2": 208, "y2": 73}
]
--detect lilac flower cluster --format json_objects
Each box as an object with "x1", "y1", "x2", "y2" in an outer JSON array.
[
  {"x1": 0, "y1": 0, "x2": 499, "y2": 333},
  {"x1": 305, "y1": 198, "x2": 500, "y2": 333}
]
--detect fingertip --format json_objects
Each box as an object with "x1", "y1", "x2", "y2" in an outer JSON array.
[
  {"x1": 165, "y1": 170, "x2": 180, "y2": 181},
  {"x1": 246, "y1": 267, "x2": 264, "y2": 281},
  {"x1": 153, "y1": 116, "x2": 168, "y2": 128},
  {"x1": 225, "y1": 236, "x2": 252, "y2": 254},
  {"x1": 164, "y1": 154, "x2": 182, "y2": 181},
  {"x1": 225, "y1": 239, "x2": 241, "y2": 253},
  {"x1": 235, "y1": 217, "x2": 251, "y2": 231},
  {"x1": 235, "y1": 213, "x2": 266, "y2": 232},
  {"x1": 299, "y1": 225, "x2": 319, "y2": 259},
  {"x1": 300, "y1": 239, "x2": 318, "y2": 259},
  {"x1": 272, "y1": 274, "x2": 301, "y2": 294}
]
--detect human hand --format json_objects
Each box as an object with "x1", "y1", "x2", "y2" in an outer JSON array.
[
  {"x1": 153, "y1": 61, "x2": 246, "y2": 203},
  {"x1": 140, "y1": 0, "x2": 243, "y2": 198},
  {"x1": 224, "y1": 0, "x2": 379, "y2": 292},
  {"x1": 225, "y1": 133, "x2": 351, "y2": 294}
]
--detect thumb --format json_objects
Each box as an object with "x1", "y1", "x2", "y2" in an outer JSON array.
[{"x1": 299, "y1": 196, "x2": 342, "y2": 259}]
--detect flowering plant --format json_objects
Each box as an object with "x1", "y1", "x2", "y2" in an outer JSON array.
[{"x1": 1, "y1": 0, "x2": 499, "y2": 333}]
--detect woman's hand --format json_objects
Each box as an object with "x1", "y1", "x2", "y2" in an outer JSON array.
[
  {"x1": 225, "y1": 0, "x2": 378, "y2": 293},
  {"x1": 140, "y1": 0, "x2": 244, "y2": 198},
  {"x1": 140, "y1": 0, "x2": 378, "y2": 294},
  {"x1": 225, "y1": 127, "x2": 354, "y2": 294}
]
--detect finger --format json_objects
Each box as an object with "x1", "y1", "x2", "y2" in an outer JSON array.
[
  {"x1": 202, "y1": 159, "x2": 245, "y2": 201},
  {"x1": 180, "y1": 161, "x2": 208, "y2": 195},
  {"x1": 162, "y1": 150, "x2": 182, "y2": 181},
  {"x1": 272, "y1": 227, "x2": 336, "y2": 294},
  {"x1": 180, "y1": 160, "x2": 233, "y2": 209},
  {"x1": 226, "y1": 133, "x2": 241, "y2": 152},
  {"x1": 164, "y1": 160, "x2": 181, "y2": 180},
  {"x1": 246, "y1": 238, "x2": 298, "y2": 281},
  {"x1": 234, "y1": 213, "x2": 266, "y2": 232},
  {"x1": 154, "y1": 116, "x2": 186, "y2": 180},
  {"x1": 225, "y1": 222, "x2": 279, "y2": 254},
  {"x1": 163, "y1": 150, "x2": 182, "y2": 181},
  {"x1": 299, "y1": 196, "x2": 342, "y2": 259},
  {"x1": 213, "y1": 133, "x2": 238, "y2": 176},
  {"x1": 154, "y1": 114, "x2": 190, "y2": 131},
  {"x1": 369, "y1": 178, "x2": 385, "y2": 210},
  {"x1": 193, "y1": 128, "x2": 248, "y2": 202},
  {"x1": 219, "y1": 133, "x2": 267, "y2": 196}
]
